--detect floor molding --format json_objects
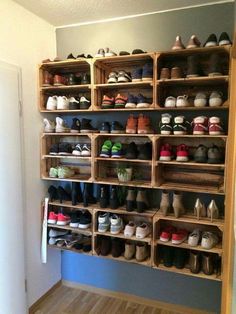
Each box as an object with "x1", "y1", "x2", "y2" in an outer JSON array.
[
  {"x1": 62, "y1": 280, "x2": 213, "y2": 314},
  {"x1": 28, "y1": 280, "x2": 62, "y2": 314}
]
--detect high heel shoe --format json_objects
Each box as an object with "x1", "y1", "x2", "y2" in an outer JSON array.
[
  {"x1": 194, "y1": 198, "x2": 206, "y2": 220},
  {"x1": 71, "y1": 182, "x2": 82, "y2": 206},
  {"x1": 207, "y1": 200, "x2": 219, "y2": 221},
  {"x1": 57, "y1": 186, "x2": 71, "y2": 203},
  {"x1": 48, "y1": 185, "x2": 58, "y2": 201},
  {"x1": 173, "y1": 192, "x2": 185, "y2": 218},
  {"x1": 160, "y1": 190, "x2": 170, "y2": 216}
]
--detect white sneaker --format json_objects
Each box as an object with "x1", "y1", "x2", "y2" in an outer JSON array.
[
  {"x1": 201, "y1": 232, "x2": 218, "y2": 249},
  {"x1": 43, "y1": 118, "x2": 55, "y2": 133},
  {"x1": 72, "y1": 144, "x2": 82, "y2": 156},
  {"x1": 209, "y1": 91, "x2": 223, "y2": 107},
  {"x1": 164, "y1": 96, "x2": 176, "y2": 108},
  {"x1": 55, "y1": 117, "x2": 70, "y2": 133},
  {"x1": 110, "y1": 214, "x2": 123, "y2": 234},
  {"x1": 136, "y1": 223, "x2": 151, "y2": 239},
  {"x1": 46, "y1": 96, "x2": 57, "y2": 110},
  {"x1": 176, "y1": 95, "x2": 189, "y2": 107},
  {"x1": 188, "y1": 229, "x2": 201, "y2": 247},
  {"x1": 124, "y1": 221, "x2": 136, "y2": 237},
  {"x1": 194, "y1": 92, "x2": 207, "y2": 107},
  {"x1": 98, "y1": 212, "x2": 110, "y2": 232},
  {"x1": 49, "y1": 229, "x2": 68, "y2": 238},
  {"x1": 57, "y1": 96, "x2": 69, "y2": 110},
  {"x1": 81, "y1": 144, "x2": 91, "y2": 156}
]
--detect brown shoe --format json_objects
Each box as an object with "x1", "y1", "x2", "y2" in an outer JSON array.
[
  {"x1": 189, "y1": 251, "x2": 201, "y2": 274},
  {"x1": 159, "y1": 68, "x2": 170, "y2": 80},
  {"x1": 136, "y1": 243, "x2": 148, "y2": 262},
  {"x1": 172, "y1": 35, "x2": 185, "y2": 50},
  {"x1": 202, "y1": 253, "x2": 214, "y2": 275},
  {"x1": 171, "y1": 67, "x2": 183, "y2": 79},
  {"x1": 160, "y1": 190, "x2": 170, "y2": 216},
  {"x1": 124, "y1": 241, "x2": 135, "y2": 260},
  {"x1": 172, "y1": 192, "x2": 185, "y2": 218},
  {"x1": 186, "y1": 35, "x2": 201, "y2": 49},
  {"x1": 126, "y1": 115, "x2": 137, "y2": 134},
  {"x1": 137, "y1": 114, "x2": 153, "y2": 134},
  {"x1": 53, "y1": 74, "x2": 67, "y2": 86},
  {"x1": 42, "y1": 71, "x2": 53, "y2": 86}
]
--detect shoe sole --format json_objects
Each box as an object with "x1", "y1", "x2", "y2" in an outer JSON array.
[
  {"x1": 111, "y1": 155, "x2": 123, "y2": 158},
  {"x1": 111, "y1": 130, "x2": 125, "y2": 134},
  {"x1": 173, "y1": 131, "x2": 186, "y2": 135},
  {"x1": 176, "y1": 156, "x2": 189, "y2": 162},
  {"x1": 125, "y1": 103, "x2": 136, "y2": 108},
  {"x1": 172, "y1": 236, "x2": 187, "y2": 245},
  {"x1": 100, "y1": 153, "x2": 110, "y2": 158},
  {"x1": 81, "y1": 152, "x2": 91, "y2": 157},
  {"x1": 208, "y1": 73, "x2": 222, "y2": 77},
  {"x1": 160, "y1": 237, "x2": 170, "y2": 242},
  {"x1": 101, "y1": 105, "x2": 114, "y2": 109},
  {"x1": 132, "y1": 79, "x2": 142, "y2": 82},
  {"x1": 107, "y1": 78, "x2": 117, "y2": 84},
  {"x1": 209, "y1": 131, "x2": 222, "y2": 135},
  {"x1": 56, "y1": 129, "x2": 70, "y2": 133},
  {"x1": 193, "y1": 131, "x2": 206, "y2": 135},
  {"x1": 142, "y1": 77, "x2": 152, "y2": 81},
  {"x1": 117, "y1": 78, "x2": 130, "y2": 83},
  {"x1": 80, "y1": 130, "x2": 96, "y2": 133},
  {"x1": 159, "y1": 156, "x2": 171, "y2": 161},
  {"x1": 126, "y1": 129, "x2": 136, "y2": 134},
  {"x1": 136, "y1": 103, "x2": 150, "y2": 108},
  {"x1": 72, "y1": 152, "x2": 81, "y2": 156},
  {"x1": 70, "y1": 223, "x2": 79, "y2": 228},
  {"x1": 47, "y1": 219, "x2": 56, "y2": 224},
  {"x1": 78, "y1": 223, "x2": 91, "y2": 229},
  {"x1": 57, "y1": 221, "x2": 70, "y2": 226},
  {"x1": 58, "y1": 152, "x2": 72, "y2": 155}
]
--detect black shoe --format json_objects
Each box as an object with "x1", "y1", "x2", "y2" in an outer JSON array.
[
  {"x1": 208, "y1": 53, "x2": 223, "y2": 76},
  {"x1": 219, "y1": 32, "x2": 232, "y2": 46},
  {"x1": 163, "y1": 247, "x2": 174, "y2": 267},
  {"x1": 57, "y1": 186, "x2": 71, "y2": 203},
  {"x1": 132, "y1": 49, "x2": 145, "y2": 54},
  {"x1": 187, "y1": 55, "x2": 201, "y2": 77},
  {"x1": 136, "y1": 189, "x2": 149, "y2": 212},
  {"x1": 58, "y1": 143, "x2": 72, "y2": 155},
  {"x1": 69, "y1": 97, "x2": 80, "y2": 110},
  {"x1": 81, "y1": 73, "x2": 90, "y2": 84},
  {"x1": 48, "y1": 185, "x2": 58, "y2": 201},
  {"x1": 100, "y1": 236, "x2": 111, "y2": 256},
  {"x1": 99, "y1": 185, "x2": 109, "y2": 208},
  {"x1": 86, "y1": 54, "x2": 93, "y2": 58},
  {"x1": 125, "y1": 142, "x2": 138, "y2": 159},
  {"x1": 110, "y1": 121, "x2": 125, "y2": 134},
  {"x1": 83, "y1": 183, "x2": 96, "y2": 207},
  {"x1": 100, "y1": 122, "x2": 110, "y2": 133},
  {"x1": 67, "y1": 53, "x2": 76, "y2": 60},
  {"x1": 173, "y1": 248, "x2": 187, "y2": 269},
  {"x1": 67, "y1": 73, "x2": 77, "y2": 85},
  {"x1": 49, "y1": 143, "x2": 59, "y2": 155},
  {"x1": 137, "y1": 142, "x2": 152, "y2": 160},
  {"x1": 111, "y1": 238, "x2": 124, "y2": 258},
  {"x1": 126, "y1": 188, "x2": 136, "y2": 212},
  {"x1": 69, "y1": 211, "x2": 81, "y2": 228},
  {"x1": 79, "y1": 211, "x2": 92, "y2": 229},
  {"x1": 71, "y1": 182, "x2": 82, "y2": 205},
  {"x1": 119, "y1": 51, "x2": 130, "y2": 56},
  {"x1": 189, "y1": 251, "x2": 201, "y2": 274},
  {"x1": 80, "y1": 118, "x2": 97, "y2": 133},
  {"x1": 77, "y1": 53, "x2": 86, "y2": 58},
  {"x1": 71, "y1": 118, "x2": 80, "y2": 133},
  {"x1": 110, "y1": 186, "x2": 119, "y2": 209},
  {"x1": 204, "y1": 33, "x2": 217, "y2": 47},
  {"x1": 79, "y1": 96, "x2": 91, "y2": 109}
]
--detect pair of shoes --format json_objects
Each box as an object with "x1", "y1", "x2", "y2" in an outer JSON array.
[
  {"x1": 95, "y1": 48, "x2": 117, "y2": 57},
  {"x1": 107, "y1": 70, "x2": 131, "y2": 83},
  {"x1": 49, "y1": 143, "x2": 72, "y2": 155},
  {"x1": 187, "y1": 54, "x2": 223, "y2": 77},
  {"x1": 67, "y1": 53, "x2": 93, "y2": 59},
  {"x1": 131, "y1": 64, "x2": 153, "y2": 81},
  {"x1": 100, "y1": 140, "x2": 123, "y2": 158},
  {"x1": 42, "y1": 57, "x2": 62, "y2": 63},
  {"x1": 189, "y1": 251, "x2": 220, "y2": 275},
  {"x1": 99, "y1": 185, "x2": 120, "y2": 209},
  {"x1": 172, "y1": 34, "x2": 201, "y2": 50},
  {"x1": 204, "y1": 32, "x2": 232, "y2": 47},
  {"x1": 159, "y1": 143, "x2": 189, "y2": 162},
  {"x1": 67, "y1": 73, "x2": 90, "y2": 85},
  {"x1": 161, "y1": 247, "x2": 188, "y2": 269},
  {"x1": 159, "y1": 114, "x2": 190, "y2": 135},
  {"x1": 72, "y1": 143, "x2": 91, "y2": 156},
  {"x1": 47, "y1": 211, "x2": 71, "y2": 225},
  {"x1": 49, "y1": 166, "x2": 75, "y2": 179},
  {"x1": 126, "y1": 114, "x2": 153, "y2": 134},
  {"x1": 48, "y1": 185, "x2": 71, "y2": 203},
  {"x1": 159, "y1": 67, "x2": 183, "y2": 80},
  {"x1": 124, "y1": 221, "x2": 151, "y2": 239},
  {"x1": 125, "y1": 94, "x2": 151, "y2": 108},
  {"x1": 100, "y1": 121, "x2": 124, "y2": 134},
  {"x1": 54, "y1": 234, "x2": 83, "y2": 249},
  {"x1": 71, "y1": 118, "x2": 98, "y2": 133},
  {"x1": 160, "y1": 226, "x2": 188, "y2": 244},
  {"x1": 193, "y1": 116, "x2": 224, "y2": 135},
  {"x1": 124, "y1": 241, "x2": 149, "y2": 261},
  {"x1": 101, "y1": 94, "x2": 127, "y2": 109},
  {"x1": 188, "y1": 229, "x2": 219, "y2": 249},
  {"x1": 126, "y1": 188, "x2": 149, "y2": 212},
  {"x1": 194, "y1": 91, "x2": 223, "y2": 107},
  {"x1": 159, "y1": 190, "x2": 185, "y2": 218},
  {"x1": 43, "y1": 117, "x2": 70, "y2": 133},
  {"x1": 48, "y1": 228, "x2": 68, "y2": 245},
  {"x1": 69, "y1": 211, "x2": 92, "y2": 229},
  {"x1": 194, "y1": 144, "x2": 224, "y2": 164},
  {"x1": 97, "y1": 236, "x2": 124, "y2": 257},
  {"x1": 98, "y1": 213, "x2": 123, "y2": 234},
  {"x1": 164, "y1": 95, "x2": 189, "y2": 107},
  {"x1": 194, "y1": 198, "x2": 220, "y2": 221},
  {"x1": 125, "y1": 142, "x2": 152, "y2": 160}
]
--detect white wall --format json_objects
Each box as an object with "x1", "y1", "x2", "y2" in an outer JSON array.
[{"x1": 0, "y1": 0, "x2": 61, "y2": 307}]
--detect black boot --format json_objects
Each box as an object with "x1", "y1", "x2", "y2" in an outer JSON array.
[
  {"x1": 99, "y1": 185, "x2": 109, "y2": 208},
  {"x1": 71, "y1": 182, "x2": 82, "y2": 206},
  {"x1": 186, "y1": 55, "x2": 201, "y2": 78},
  {"x1": 48, "y1": 185, "x2": 58, "y2": 201},
  {"x1": 110, "y1": 186, "x2": 119, "y2": 209},
  {"x1": 126, "y1": 188, "x2": 136, "y2": 212},
  {"x1": 57, "y1": 186, "x2": 71, "y2": 204},
  {"x1": 83, "y1": 183, "x2": 96, "y2": 207},
  {"x1": 208, "y1": 53, "x2": 223, "y2": 76}
]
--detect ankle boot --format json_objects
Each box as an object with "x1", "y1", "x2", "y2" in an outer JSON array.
[
  {"x1": 48, "y1": 185, "x2": 58, "y2": 201},
  {"x1": 186, "y1": 55, "x2": 201, "y2": 78},
  {"x1": 57, "y1": 186, "x2": 71, "y2": 203},
  {"x1": 189, "y1": 251, "x2": 201, "y2": 274},
  {"x1": 194, "y1": 198, "x2": 206, "y2": 219},
  {"x1": 207, "y1": 200, "x2": 219, "y2": 221},
  {"x1": 110, "y1": 186, "x2": 119, "y2": 209},
  {"x1": 136, "y1": 189, "x2": 149, "y2": 212},
  {"x1": 208, "y1": 54, "x2": 223, "y2": 77},
  {"x1": 136, "y1": 243, "x2": 148, "y2": 262},
  {"x1": 71, "y1": 182, "x2": 82, "y2": 206},
  {"x1": 83, "y1": 183, "x2": 96, "y2": 207},
  {"x1": 160, "y1": 190, "x2": 170, "y2": 216},
  {"x1": 126, "y1": 188, "x2": 136, "y2": 212},
  {"x1": 202, "y1": 253, "x2": 214, "y2": 275},
  {"x1": 124, "y1": 241, "x2": 135, "y2": 260},
  {"x1": 173, "y1": 192, "x2": 185, "y2": 218},
  {"x1": 99, "y1": 185, "x2": 109, "y2": 208}
]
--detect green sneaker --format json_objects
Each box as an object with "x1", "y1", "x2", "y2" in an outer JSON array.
[
  {"x1": 100, "y1": 140, "x2": 112, "y2": 157},
  {"x1": 58, "y1": 166, "x2": 75, "y2": 179},
  {"x1": 111, "y1": 142, "x2": 123, "y2": 158},
  {"x1": 49, "y1": 167, "x2": 58, "y2": 178}
]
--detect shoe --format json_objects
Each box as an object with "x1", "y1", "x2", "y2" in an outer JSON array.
[
  {"x1": 126, "y1": 188, "x2": 136, "y2": 212},
  {"x1": 142, "y1": 63, "x2": 153, "y2": 81},
  {"x1": 72, "y1": 144, "x2": 82, "y2": 156},
  {"x1": 160, "y1": 226, "x2": 176, "y2": 242},
  {"x1": 117, "y1": 70, "x2": 132, "y2": 83},
  {"x1": 100, "y1": 140, "x2": 112, "y2": 157},
  {"x1": 53, "y1": 74, "x2": 66, "y2": 86},
  {"x1": 100, "y1": 237, "x2": 111, "y2": 256},
  {"x1": 173, "y1": 192, "x2": 185, "y2": 218},
  {"x1": 136, "y1": 189, "x2": 149, "y2": 212},
  {"x1": 124, "y1": 221, "x2": 136, "y2": 237},
  {"x1": 189, "y1": 251, "x2": 201, "y2": 274},
  {"x1": 48, "y1": 229, "x2": 68, "y2": 237},
  {"x1": 57, "y1": 213, "x2": 71, "y2": 226},
  {"x1": 208, "y1": 145, "x2": 223, "y2": 163},
  {"x1": 176, "y1": 95, "x2": 189, "y2": 107},
  {"x1": 49, "y1": 143, "x2": 59, "y2": 155},
  {"x1": 57, "y1": 96, "x2": 69, "y2": 110},
  {"x1": 137, "y1": 114, "x2": 153, "y2": 134},
  {"x1": 48, "y1": 185, "x2": 58, "y2": 201},
  {"x1": 172, "y1": 35, "x2": 185, "y2": 50},
  {"x1": 49, "y1": 167, "x2": 58, "y2": 178},
  {"x1": 80, "y1": 118, "x2": 97, "y2": 133},
  {"x1": 69, "y1": 97, "x2": 80, "y2": 110},
  {"x1": 48, "y1": 211, "x2": 58, "y2": 224},
  {"x1": 162, "y1": 247, "x2": 174, "y2": 267},
  {"x1": 173, "y1": 116, "x2": 188, "y2": 135},
  {"x1": 46, "y1": 96, "x2": 57, "y2": 110},
  {"x1": 105, "y1": 48, "x2": 117, "y2": 57},
  {"x1": 136, "y1": 223, "x2": 151, "y2": 239},
  {"x1": 81, "y1": 73, "x2": 90, "y2": 85},
  {"x1": 99, "y1": 185, "x2": 109, "y2": 208},
  {"x1": 170, "y1": 67, "x2": 183, "y2": 79},
  {"x1": 160, "y1": 190, "x2": 170, "y2": 216},
  {"x1": 194, "y1": 145, "x2": 208, "y2": 163},
  {"x1": 188, "y1": 229, "x2": 201, "y2": 247},
  {"x1": 79, "y1": 212, "x2": 91, "y2": 229},
  {"x1": 187, "y1": 55, "x2": 201, "y2": 78},
  {"x1": 208, "y1": 54, "x2": 223, "y2": 76},
  {"x1": 109, "y1": 186, "x2": 119, "y2": 209},
  {"x1": 202, "y1": 253, "x2": 214, "y2": 275},
  {"x1": 42, "y1": 71, "x2": 53, "y2": 86},
  {"x1": 57, "y1": 186, "x2": 71, "y2": 203},
  {"x1": 173, "y1": 248, "x2": 187, "y2": 269},
  {"x1": 67, "y1": 53, "x2": 76, "y2": 60},
  {"x1": 132, "y1": 68, "x2": 142, "y2": 82},
  {"x1": 110, "y1": 214, "x2": 123, "y2": 234},
  {"x1": 67, "y1": 73, "x2": 77, "y2": 85},
  {"x1": 107, "y1": 71, "x2": 118, "y2": 84},
  {"x1": 159, "y1": 114, "x2": 172, "y2": 135},
  {"x1": 201, "y1": 232, "x2": 218, "y2": 249},
  {"x1": 136, "y1": 243, "x2": 148, "y2": 262},
  {"x1": 98, "y1": 213, "x2": 110, "y2": 232},
  {"x1": 159, "y1": 144, "x2": 172, "y2": 161},
  {"x1": 160, "y1": 68, "x2": 170, "y2": 80},
  {"x1": 194, "y1": 92, "x2": 207, "y2": 107},
  {"x1": 124, "y1": 241, "x2": 135, "y2": 260},
  {"x1": 207, "y1": 200, "x2": 219, "y2": 221},
  {"x1": 218, "y1": 32, "x2": 232, "y2": 46},
  {"x1": 119, "y1": 51, "x2": 130, "y2": 56},
  {"x1": 110, "y1": 121, "x2": 125, "y2": 134},
  {"x1": 83, "y1": 183, "x2": 96, "y2": 207},
  {"x1": 70, "y1": 118, "x2": 80, "y2": 133},
  {"x1": 58, "y1": 143, "x2": 72, "y2": 155},
  {"x1": 192, "y1": 116, "x2": 208, "y2": 135},
  {"x1": 137, "y1": 142, "x2": 152, "y2": 160},
  {"x1": 115, "y1": 94, "x2": 127, "y2": 108},
  {"x1": 71, "y1": 182, "x2": 82, "y2": 206},
  {"x1": 132, "y1": 49, "x2": 145, "y2": 54},
  {"x1": 111, "y1": 142, "x2": 123, "y2": 158},
  {"x1": 69, "y1": 211, "x2": 81, "y2": 228},
  {"x1": 208, "y1": 117, "x2": 224, "y2": 135},
  {"x1": 95, "y1": 48, "x2": 105, "y2": 58},
  {"x1": 126, "y1": 115, "x2": 137, "y2": 134},
  {"x1": 176, "y1": 144, "x2": 189, "y2": 162},
  {"x1": 186, "y1": 35, "x2": 201, "y2": 48},
  {"x1": 164, "y1": 96, "x2": 176, "y2": 108},
  {"x1": 194, "y1": 198, "x2": 207, "y2": 219},
  {"x1": 172, "y1": 229, "x2": 188, "y2": 245},
  {"x1": 76, "y1": 53, "x2": 86, "y2": 59},
  {"x1": 101, "y1": 95, "x2": 115, "y2": 109},
  {"x1": 125, "y1": 142, "x2": 138, "y2": 159},
  {"x1": 81, "y1": 144, "x2": 91, "y2": 156},
  {"x1": 100, "y1": 122, "x2": 110, "y2": 133},
  {"x1": 55, "y1": 117, "x2": 70, "y2": 133},
  {"x1": 209, "y1": 91, "x2": 223, "y2": 107},
  {"x1": 204, "y1": 33, "x2": 217, "y2": 47},
  {"x1": 111, "y1": 239, "x2": 124, "y2": 258},
  {"x1": 58, "y1": 166, "x2": 75, "y2": 179},
  {"x1": 80, "y1": 96, "x2": 91, "y2": 109},
  {"x1": 136, "y1": 94, "x2": 151, "y2": 108},
  {"x1": 125, "y1": 94, "x2": 137, "y2": 108}
]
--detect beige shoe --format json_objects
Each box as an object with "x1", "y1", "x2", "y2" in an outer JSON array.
[
  {"x1": 207, "y1": 200, "x2": 219, "y2": 221},
  {"x1": 172, "y1": 36, "x2": 185, "y2": 50},
  {"x1": 124, "y1": 241, "x2": 135, "y2": 260},
  {"x1": 136, "y1": 243, "x2": 148, "y2": 262},
  {"x1": 187, "y1": 35, "x2": 201, "y2": 49},
  {"x1": 160, "y1": 190, "x2": 170, "y2": 216},
  {"x1": 173, "y1": 192, "x2": 185, "y2": 218},
  {"x1": 194, "y1": 198, "x2": 207, "y2": 219}
]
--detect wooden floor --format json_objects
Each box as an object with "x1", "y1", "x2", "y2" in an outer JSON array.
[{"x1": 31, "y1": 284, "x2": 208, "y2": 314}]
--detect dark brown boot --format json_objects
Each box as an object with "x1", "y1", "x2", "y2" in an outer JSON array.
[{"x1": 208, "y1": 54, "x2": 223, "y2": 77}]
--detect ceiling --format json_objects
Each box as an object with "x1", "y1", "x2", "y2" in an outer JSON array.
[{"x1": 13, "y1": 0, "x2": 233, "y2": 27}]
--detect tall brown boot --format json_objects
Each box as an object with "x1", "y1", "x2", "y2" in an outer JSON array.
[
  {"x1": 160, "y1": 190, "x2": 170, "y2": 216},
  {"x1": 173, "y1": 192, "x2": 185, "y2": 218}
]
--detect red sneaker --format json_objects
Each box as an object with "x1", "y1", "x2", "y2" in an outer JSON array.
[
  {"x1": 208, "y1": 116, "x2": 224, "y2": 135},
  {"x1": 53, "y1": 74, "x2": 67, "y2": 86},
  {"x1": 57, "y1": 213, "x2": 71, "y2": 226},
  {"x1": 115, "y1": 94, "x2": 127, "y2": 108},
  {"x1": 176, "y1": 144, "x2": 189, "y2": 162},
  {"x1": 159, "y1": 144, "x2": 173, "y2": 161},
  {"x1": 101, "y1": 95, "x2": 114, "y2": 109},
  {"x1": 47, "y1": 211, "x2": 58, "y2": 224},
  {"x1": 192, "y1": 116, "x2": 208, "y2": 135},
  {"x1": 172, "y1": 229, "x2": 188, "y2": 244},
  {"x1": 160, "y1": 226, "x2": 176, "y2": 242}
]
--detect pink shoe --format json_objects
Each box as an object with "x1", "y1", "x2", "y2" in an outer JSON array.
[
  {"x1": 57, "y1": 213, "x2": 71, "y2": 226},
  {"x1": 172, "y1": 229, "x2": 188, "y2": 244},
  {"x1": 208, "y1": 116, "x2": 224, "y2": 135},
  {"x1": 159, "y1": 144, "x2": 173, "y2": 161},
  {"x1": 192, "y1": 116, "x2": 208, "y2": 135},
  {"x1": 176, "y1": 144, "x2": 189, "y2": 162},
  {"x1": 160, "y1": 226, "x2": 177, "y2": 242},
  {"x1": 47, "y1": 211, "x2": 58, "y2": 224}
]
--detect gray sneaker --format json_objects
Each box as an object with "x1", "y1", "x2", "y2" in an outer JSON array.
[
  {"x1": 98, "y1": 212, "x2": 110, "y2": 232},
  {"x1": 208, "y1": 145, "x2": 223, "y2": 164},
  {"x1": 194, "y1": 145, "x2": 208, "y2": 163},
  {"x1": 110, "y1": 214, "x2": 123, "y2": 234}
]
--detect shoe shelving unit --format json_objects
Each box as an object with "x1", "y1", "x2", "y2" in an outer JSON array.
[{"x1": 39, "y1": 43, "x2": 236, "y2": 313}]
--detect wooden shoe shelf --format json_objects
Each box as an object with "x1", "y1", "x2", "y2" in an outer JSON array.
[{"x1": 39, "y1": 44, "x2": 236, "y2": 312}]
